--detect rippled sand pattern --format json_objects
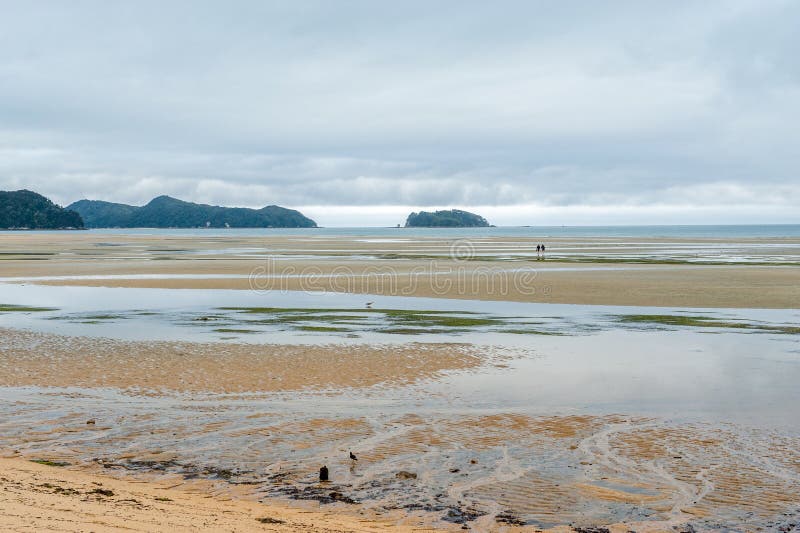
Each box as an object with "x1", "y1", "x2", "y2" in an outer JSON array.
[
  {"x1": 363, "y1": 414, "x2": 627, "y2": 462},
  {"x1": 2, "y1": 394, "x2": 799, "y2": 531},
  {"x1": 0, "y1": 328, "x2": 484, "y2": 392},
  {"x1": 333, "y1": 415, "x2": 799, "y2": 530},
  {"x1": 228, "y1": 418, "x2": 375, "y2": 451},
  {"x1": 605, "y1": 425, "x2": 800, "y2": 529},
  {"x1": 469, "y1": 475, "x2": 584, "y2": 526}
]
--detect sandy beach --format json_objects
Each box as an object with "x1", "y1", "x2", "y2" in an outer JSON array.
[
  {"x1": 5, "y1": 1, "x2": 800, "y2": 529},
  {"x1": 1, "y1": 231, "x2": 799, "y2": 532},
  {"x1": 0, "y1": 457, "x2": 437, "y2": 533},
  {"x1": 3, "y1": 409, "x2": 797, "y2": 533},
  {"x1": 1, "y1": 455, "x2": 685, "y2": 533}
]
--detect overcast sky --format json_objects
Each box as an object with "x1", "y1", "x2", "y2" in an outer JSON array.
[{"x1": 1, "y1": 1, "x2": 798, "y2": 226}]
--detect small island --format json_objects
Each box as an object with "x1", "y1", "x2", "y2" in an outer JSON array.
[
  {"x1": 404, "y1": 209, "x2": 491, "y2": 228},
  {"x1": 0, "y1": 190, "x2": 84, "y2": 230}
]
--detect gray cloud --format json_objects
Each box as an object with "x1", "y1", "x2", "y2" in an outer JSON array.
[{"x1": 0, "y1": 0, "x2": 798, "y2": 225}]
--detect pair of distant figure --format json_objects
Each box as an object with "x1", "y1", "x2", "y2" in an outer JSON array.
[{"x1": 535, "y1": 244, "x2": 546, "y2": 260}]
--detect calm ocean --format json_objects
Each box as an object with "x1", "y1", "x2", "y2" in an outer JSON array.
[{"x1": 3, "y1": 225, "x2": 800, "y2": 238}]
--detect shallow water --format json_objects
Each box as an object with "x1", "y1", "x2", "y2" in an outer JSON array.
[
  {"x1": 1, "y1": 284, "x2": 798, "y2": 429},
  {"x1": 2, "y1": 359, "x2": 799, "y2": 530},
  {"x1": 1, "y1": 284, "x2": 799, "y2": 530},
  {"x1": 1, "y1": 283, "x2": 798, "y2": 344}
]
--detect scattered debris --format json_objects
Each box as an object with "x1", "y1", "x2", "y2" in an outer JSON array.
[
  {"x1": 495, "y1": 511, "x2": 526, "y2": 525},
  {"x1": 442, "y1": 507, "x2": 486, "y2": 524},
  {"x1": 272, "y1": 484, "x2": 360, "y2": 505},
  {"x1": 256, "y1": 517, "x2": 286, "y2": 524},
  {"x1": 30, "y1": 459, "x2": 70, "y2": 467}
]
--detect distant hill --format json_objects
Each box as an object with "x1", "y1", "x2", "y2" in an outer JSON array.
[
  {"x1": 66, "y1": 199, "x2": 137, "y2": 228},
  {"x1": 67, "y1": 195, "x2": 317, "y2": 228},
  {"x1": 405, "y1": 209, "x2": 490, "y2": 228},
  {"x1": 0, "y1": 190, "x2": 84, "y2": 230}
]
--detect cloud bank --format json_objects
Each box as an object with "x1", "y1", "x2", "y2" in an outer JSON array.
[{"x1": 1, "y1": 0, "x2": 798, "y2": 225}]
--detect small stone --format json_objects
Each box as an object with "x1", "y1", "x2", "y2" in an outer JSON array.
[{"x1": 396, "y1": 471, "x2": 417, "y2": 480}]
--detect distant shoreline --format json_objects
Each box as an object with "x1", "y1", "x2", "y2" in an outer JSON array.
[{"x1": 4, "y1": 223, "x2": 800, "y2": 239}]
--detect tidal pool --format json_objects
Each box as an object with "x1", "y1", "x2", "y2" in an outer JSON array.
[{"x1": 0, "y1": 283, "x2": 797, "y2": 343}]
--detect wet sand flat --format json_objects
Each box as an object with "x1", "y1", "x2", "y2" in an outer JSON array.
[
  {"x1": 1, "y1": 232, "x2": 799, "y2": 308},
  {"x1": 0, "y1": 328, "x2": 484, "y2": 393},
  {"x1": 2, "y1": 452, "x2": 695, "y2": 533},
  {"x1": 1, "y1": 317, "x2": 797, "y2": 531},
  {"x1": 3, "y1": 399, "x2": 798, "y2": 532},
  {"x1": 14, "y1": 263, "x2": 799, "y2": 309},
  {"x1": 1, "y1": 231, "x2": 799, "y2": 531}
]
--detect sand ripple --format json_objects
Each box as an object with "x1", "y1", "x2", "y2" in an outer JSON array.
[{"x1": 0, "y1": 328, "x2": 485, "y2": 393}]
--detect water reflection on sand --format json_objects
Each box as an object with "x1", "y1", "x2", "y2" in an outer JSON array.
[{"x1": 0, "y1": 284, "x2": 798, "y2": 530}]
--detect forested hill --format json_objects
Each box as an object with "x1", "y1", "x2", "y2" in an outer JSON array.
[
  {"x1": 0, "y1": 190, "x2": 84, "y2": 229},
  {"x1": 67, "y1": 196, "x2": 317, "y2": 228},
  {"x1": 405, "y1": 209, "x2": 490, "y2": 228}
]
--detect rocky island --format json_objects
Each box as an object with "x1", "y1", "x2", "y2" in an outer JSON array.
[{"x1": 404, "y1": 209, "x2": 490, "y2": 228}]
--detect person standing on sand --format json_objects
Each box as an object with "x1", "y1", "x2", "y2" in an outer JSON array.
[
  {"x1": 536, "y1": 244, "x2": 541, "y2": 259},
  {"x1": 541, "y1": 244, "x2": 546, "y2": 259}
]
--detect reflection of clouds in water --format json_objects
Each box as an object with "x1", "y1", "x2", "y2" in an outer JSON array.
[
  {"x1": 0, "y1": 293, "x2": 798, "y2": 527},
  {"x1": 0, "y1": 283, "x2": 796, "y2": 343}
]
